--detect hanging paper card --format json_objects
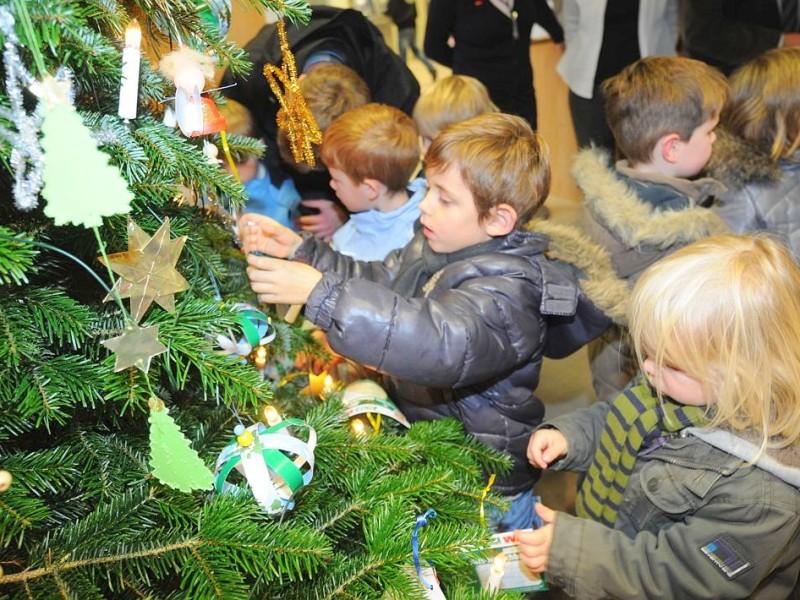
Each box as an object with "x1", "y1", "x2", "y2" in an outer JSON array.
[
  {"x1": 472, "y1": 530, "x2": 549, "y2": 593},
  {"x1": 40, "y1": 101, "x2": 133, "y2": 227},
  {"x1": 341, "y1": 379, "x2": 410, "y2": 427},
  {"x1": 148, "y1": 399, "x2": 215, "y2": 492}
]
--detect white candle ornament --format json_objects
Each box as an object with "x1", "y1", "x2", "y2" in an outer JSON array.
[
  {"x1": 118, "y1": 20, "x2": 141, "y2": 120},
  {"x1": 485, "y1": 552, "x2": 507, "y2": 593}
]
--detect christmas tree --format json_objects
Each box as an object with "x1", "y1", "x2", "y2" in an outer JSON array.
[{"x1": 0, "y1": 0, "x2": 523, "y2": 597}]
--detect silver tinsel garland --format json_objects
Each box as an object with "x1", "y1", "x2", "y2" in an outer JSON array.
[{"x1": 0, "y1": 5, "x2": 44, "y2": 211}]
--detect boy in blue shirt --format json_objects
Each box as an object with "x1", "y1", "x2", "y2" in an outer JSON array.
[
  {"x1": 218, "y1": 98, "x2": 299, "y2": 229},
  {"x1": 321, "y1": 103, "x2": 424, "y2": 261}
]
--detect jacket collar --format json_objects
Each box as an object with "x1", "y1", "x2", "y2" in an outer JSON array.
[
  {"x1": 573, "y1": 147, "x2": 729, "y2": 250},
  {"x1": 615, "y1": 160, "x2": 727, "y2": 205},
  {"x1": 686, "y1": 427, "x2": 800, "y2": 489}
]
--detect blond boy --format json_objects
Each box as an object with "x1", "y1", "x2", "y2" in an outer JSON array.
[{"x1": 412, "y1": 75, "x2": 498, "y2": 151}]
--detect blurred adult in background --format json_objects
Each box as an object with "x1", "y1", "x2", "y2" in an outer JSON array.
[
  {"x1": 385, "y1": 0, "x2": 438, "y2": 81},
  {"x1": 558, "y1": 0, "x2": 679, "y2": 151},
  {"x1": 424, "y1": 0, "x2": 563, "y2": 127},
  {"x1": 680, "y1": 0, "x2": 800, "y2": 76}
]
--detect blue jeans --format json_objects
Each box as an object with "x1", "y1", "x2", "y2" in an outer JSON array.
[{"x1": 486, "y1": 488, "x2": 534, "y2": 532}]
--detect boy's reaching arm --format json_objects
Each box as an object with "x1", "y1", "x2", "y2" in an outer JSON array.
[
  {"x1": 305, "y1": 270, "x2": 545, "y2": 388},
  {"x1": 527, "y1": 428, "x2": 568, "y2": 469},
  {"x1": 239, "y1": 213, "x2": 303, "y2": 258},
  {"x1": 533, "y1": 491, "x2": 800, "y2": 600},
  {"x1": 529, "y1": 402, "x2": 611, "y2": 473},
  {"x1": 246, "y1": 255, "x2": 322, "y2": 305}
]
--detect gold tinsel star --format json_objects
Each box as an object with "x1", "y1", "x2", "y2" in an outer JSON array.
[
  {"x1": 263, "y1": 16, "x2": 322, "y2": 166},
  {"x1": 99, "y1": 218, "x2": 189, "y2": 323},
  {"x1": 101, "y1": 323, "x2": 167, "y2": 373}
]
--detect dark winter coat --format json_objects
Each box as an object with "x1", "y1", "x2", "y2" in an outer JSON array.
[
  {"x1": 706, "y1": 130, "x2": 800, "y2": 258},
  {"x1": 294, "y1": 228, "x2": 610, "y2": 495},
  {"x1": 386, "y1": 0, "x2": 417, "y2": 30},
  {"x1": 220, "y1": 6, "x2": 420, "y2": 146},
  {"x1": 680, "y1": 0, "x2": 787, "y2": 75},
  {"x1": 542, "y1": 402, "x2": 800, "y2": 599},
  {"x1": 423, "y1": 0, "x2": 563, "y2": 125}
]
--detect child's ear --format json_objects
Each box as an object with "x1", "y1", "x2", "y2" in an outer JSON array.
[
  {"x1": 659, "y1": 133, "x2": 683, "y2": 164},
  {"x1": 483, "y1": 203, "x2": 518, "y2": 236},
  {"x1": 361, "y1": 178, "x2": 385, "y2": 201}
]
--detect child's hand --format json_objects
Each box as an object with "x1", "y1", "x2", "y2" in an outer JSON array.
[
  {"x1": 527, "y1": 429, "x2": 568, "y2": 468},
  {"x1": 294, "y1": 329, "x2": 344, "y2": 374},
  {"x1": 239, "y1": 213, "x2": 303, "y2": 258},
  {"x1": 246, "y1": 254, "x2": 322, "y2": 305},
  {"x1": 515, "y1": 502, "x2": 556, "y2": 573},
  {"x1": 296, "y1": 200, "x2": 347, "y2": 241}
]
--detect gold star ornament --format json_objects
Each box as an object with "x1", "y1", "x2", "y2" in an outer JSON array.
[
  {"x1": 101, "y1": 323, "x2": 167, "y2": 373},
  {"x1": 99, "y1": 218, "x2": 189, "y2": 323}
]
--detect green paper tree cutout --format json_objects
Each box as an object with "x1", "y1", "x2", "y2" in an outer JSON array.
[
  {"x1": 41, "y1": 103, "x2": 133, "y2": 227},
  {"x1": 148, "y1": 399, "x2": 214, "y2": 492}
]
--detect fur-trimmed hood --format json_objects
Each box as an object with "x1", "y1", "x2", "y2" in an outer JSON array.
[
  {"x1": 571, "y1": 148, "x2": 729, "y2": 286},
  {"x1": 704, "y1": 128, "x2": 783, "y2": 190},
  {"x1": 573, "y1": 147, "x2": 729, "y2": 250},
  {"x1": 530, "y1": 219, "x2": 630, "y2": 325}
]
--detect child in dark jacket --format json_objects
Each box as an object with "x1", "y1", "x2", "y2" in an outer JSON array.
[
  {"x1": 240, "y1": 113, "x2": 609, "y2": 530},
  {"x1": 574, "y1": 56, "x2": 731, "y2": 402},
  {"x1": 519, "y1": 234, "x2": 800, "y2": 599}
]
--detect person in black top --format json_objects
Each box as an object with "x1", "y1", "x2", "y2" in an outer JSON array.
[
  {"x1": 423, "y1": 0, "x2": 563, "y2": 126},
  {"x1": 680, "y1": 0, "x2": 800, "y2": 76}
]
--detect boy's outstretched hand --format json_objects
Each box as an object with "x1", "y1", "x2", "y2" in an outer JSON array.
[
  {"x1": 246, "y1": 254, "x2": 322, "y2": 305},
  {"x1": 239, "y1": 213, "x2": 303, "y2": 258},
  {"x1": 527, "y1": 428, "x2": 568, "y2": 469},
  {"x1": 515, "y1": 502, "x2": 556, "y2": 573}
]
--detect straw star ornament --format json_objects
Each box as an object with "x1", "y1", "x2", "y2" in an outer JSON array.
[
  {"x1": 101, "y1": 323, "x2": 167, "y2": 373},
  {"x1": 99, "y1": 219, "x2": 189, "y2": 323}
]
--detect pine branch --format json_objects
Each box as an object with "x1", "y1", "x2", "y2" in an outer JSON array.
[
  {"x1": 149, "y1": 298, "x2": 274, "y2": 408},
  {"x1": 210, "y1": 130, "x2": 266, "y2": 163},
  {"x1": 0, "y1": 229, "x2": 38, "y2": 285}
]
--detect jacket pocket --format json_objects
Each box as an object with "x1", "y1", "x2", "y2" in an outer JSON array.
[{"x1": 639, "y1": 460, "x2": 730, "y2": 515}]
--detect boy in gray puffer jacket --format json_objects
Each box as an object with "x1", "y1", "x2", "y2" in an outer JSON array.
[
  {"x1": 240, "y1": 113, "x2": 610, "y2": 531},
  {"x1": 705, "y1": 47, "x2": 800, "y2": 258}
]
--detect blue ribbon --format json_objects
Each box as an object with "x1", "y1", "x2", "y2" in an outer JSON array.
[
  {"x1": 412, "y1": 508, "x2": 438, "y2": 590},
  {"x1": 532, "y1": 495, "x2": 544, "y2": 529}
]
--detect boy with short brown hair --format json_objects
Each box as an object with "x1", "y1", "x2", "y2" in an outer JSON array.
[
  {"x1": 276, "y1": 64, "x2": 371, "y2": 240},
  {"x1": 574, "y1": 55, "x2": 730, "y2": 402},
  {"x1": 240, "y1": 113, "x2": 610, "y2": 531},
  {"x1": 603, "y1": 56, "x2": 729, "y2": 168},
  {"x1": 320, "y1": 102, "x2": 423, "y2": 261}
]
